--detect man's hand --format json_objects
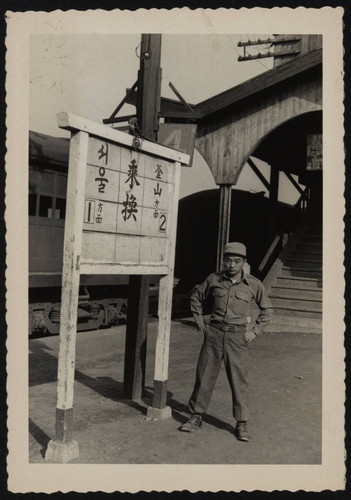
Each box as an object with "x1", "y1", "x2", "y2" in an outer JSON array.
[
  {"x1": 244, "y1": 330, "x2": 256, "y2": 343},
  {"x1": 198, "y1": 326, "x2": 208, "y2": 335}
]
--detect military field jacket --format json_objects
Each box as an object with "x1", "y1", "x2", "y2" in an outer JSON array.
[{"x1": 190, "y1": 271, "x2": 273, "y2": 335}]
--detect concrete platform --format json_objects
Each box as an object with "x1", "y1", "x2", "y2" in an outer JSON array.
[{"x1": 29, "y1": 318, "x2": 322, "y2": 464}]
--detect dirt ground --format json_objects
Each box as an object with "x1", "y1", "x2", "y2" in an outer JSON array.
[{"x1": 29, "y1": 318, "x2": 322, "y2": 464}]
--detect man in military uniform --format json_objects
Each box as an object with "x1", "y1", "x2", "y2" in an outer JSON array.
[{"x1": 179, "y1": 242, "x2": 273, "y2": 441}]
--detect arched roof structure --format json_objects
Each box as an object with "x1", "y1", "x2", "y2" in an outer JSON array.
[{"x1": 194, "y1": 48, "x2": 322, "y2": 185}]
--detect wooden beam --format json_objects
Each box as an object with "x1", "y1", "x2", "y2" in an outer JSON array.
[
  {"x1": 102, "y1": 80, "x2": 138, "y2": 124},
  {"x1": 238, "y1": 37, "x2": 301, "y2": 47},
  {"x1": 150, "y1": 162, "x2": 181, "y2": 414},
  {"x1": 216, "y1": 185, "x2": 232, "y2": 271},
  {"x1": 124, "y1": 275, "x2": 150, "y2": 400},
  {"x1": 57, "y1": 112, "x2": 190, "y2": 165},
  {"x1": 102, "y1": 114, "x2": 135, "y2": 125},
  {"x1": 247, "y1": 158, "x2": 270, "y2": 191},
  {"x1": 283, "y1": 170, "x2": 304, "y2": 195},
  {"x1": 258, "y1": 235, "x2": 281, "y2": 273},
  {"x1": 79, "y1": 262, "x2": 169, "y2": 275},
  {"x1": 169, "y1": 82, "x2": 195, "y2": 114},
  {"x1": 238, "y1": 49, "x2": 300, "y2": 61},
  {"x1": 136, "y1": 34, "x2": 162, "y2": 141},
  {"x1": 270, "y1": 164, "x2": 279, "y2": 202},
  {"x1": 45, "y1": 130, "x2": 89, "y2": 462},
  {"x1": 57, "y1": 132, "x2": 88, "y2": 410},
  {"x1": 159, "y1": 111, "x2": 204, "y2": 120},
  {"x1": 125, "y1": 90, "x2": 196, "y2": 114},
  {"x1": 265, "y1": 164, "x2": 280, "y2": 251}
]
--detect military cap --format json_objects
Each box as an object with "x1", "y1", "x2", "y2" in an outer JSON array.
[{"x1": 223, "y1": 242, "x2": 246, "y2": 257}]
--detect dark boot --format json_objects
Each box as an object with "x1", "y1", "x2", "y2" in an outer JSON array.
[
  {"x1": 234, "y1": 421, "x2": 251, "y2": 442},
  {"x1": 179, "y1": 413, "x2": 203, "y2": 432}
]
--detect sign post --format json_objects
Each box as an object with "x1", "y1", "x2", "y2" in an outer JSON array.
[
  {"x1": 45, "y1": 112, "x2": 189, "y2": 462},
  {"x1": 148, "y1": 162, "x2": 181, "y2": 418},
  {"x1": 45, "y1": 130, "x2": 88, "y2": 462}
]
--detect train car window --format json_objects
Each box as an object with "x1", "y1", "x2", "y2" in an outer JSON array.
[
  {"x1": 29, "y1": 193, "x2": 37, "y2": 216},
  {"x1": 56, "y1": 173, "x2": 68, "y2": 199},
  {"x1": 38, "y1": 195, "x2": 53, "y2": 217},
  {"x1": 55, "y1": 198, "x2": 66, "y2": 219}
]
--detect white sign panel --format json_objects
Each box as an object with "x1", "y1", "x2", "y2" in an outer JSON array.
[{"x1": 81, "y1": 137, "x2": 174, "y2": 266}]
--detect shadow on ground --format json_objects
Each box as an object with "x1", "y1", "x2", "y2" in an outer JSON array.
[{"x1": 29, "y1": 340, "x2": 234, "y2": 454}]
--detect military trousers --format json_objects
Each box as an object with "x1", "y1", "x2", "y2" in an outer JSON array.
[{"x1": 188, "y1": 324, "x2": 250, "y2": 422}]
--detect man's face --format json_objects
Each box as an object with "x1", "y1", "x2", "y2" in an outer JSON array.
[{"x1": 224, "y1": 254, "x2": 245, "y2": 278}]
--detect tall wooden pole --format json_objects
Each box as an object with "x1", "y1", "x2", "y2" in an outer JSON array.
[
  {"x1": 149, "y1": 161, "x2": 181, "y2": 418},
  {"x1": 45, "y1": 130, "x2": 88, "y2": 462},
  {"x1": 136, "y1": 34, "x2": 162, "y2": 140},
  {"x1": 216, "y1": 184, "x2": 232, "y2": 271},
  {"x1": 124, "y1": 34, "x2": 162, "y2": 401}
]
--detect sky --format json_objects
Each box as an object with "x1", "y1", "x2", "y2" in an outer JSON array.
[{"x1": 29, "y1": 33, "x2": 301, "y2": 203}]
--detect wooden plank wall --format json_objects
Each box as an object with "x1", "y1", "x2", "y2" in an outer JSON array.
[
  {"x1": 300, "y1": 35, "x2": 323, "y2": 54},
  {"x1": 273, "y1": 35, "x2": 322, "y2": 67},
  {"x1": 195, "y1": 70, "x2": 322, "y2": 185}
]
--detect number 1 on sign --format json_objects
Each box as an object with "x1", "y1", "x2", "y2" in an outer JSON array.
[
  {"x1": 84, "y1": 200, "x2": 95, "y2": 224},
  {"x1": 159, "y1": 213, "x2": 167, "y2": 233}
]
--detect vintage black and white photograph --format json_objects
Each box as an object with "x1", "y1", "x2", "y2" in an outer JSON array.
[{"x1": 5, "y1": 7, "x2": 345, "y2": 493}]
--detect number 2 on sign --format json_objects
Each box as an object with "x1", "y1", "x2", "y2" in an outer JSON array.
[{"x1": 159, "y1": 213, "x2": 167, "y2": 233}]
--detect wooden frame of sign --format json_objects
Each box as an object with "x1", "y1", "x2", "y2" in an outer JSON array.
[{"x1": 45, "y1": 112, "x2": 190, "y2": 463}]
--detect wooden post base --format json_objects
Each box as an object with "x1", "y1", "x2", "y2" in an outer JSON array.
[
  {"x1": 152, "y1": 379, "x2": 168, "y2": 409},
  {"x1": 147, "y1": 405, "x2": 172, "y2": 421},
  {"x1": 45, "y1": 439, "x2": 79, "y2": 463},
  {"x1": 148, "y1": 379, "x2": 172, "y2": 420}
]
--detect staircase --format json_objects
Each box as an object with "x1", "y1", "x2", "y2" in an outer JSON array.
[{"x1": 263, "y1": 212, "x2": 322, "y2": 333}]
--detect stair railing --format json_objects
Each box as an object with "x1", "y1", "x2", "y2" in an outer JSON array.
[
  {"x1": 257, "y1": 233, "x2": 288, "y2": 279},
  {"x1": 257, "y1": 235, "x2": 281, "y2": 274},
  {"x1": 257, "y1": 186, "x2": 311, "y2": 279},
  {"x1": 295, "y1": 186, "x2": 311, "y2": 216}
]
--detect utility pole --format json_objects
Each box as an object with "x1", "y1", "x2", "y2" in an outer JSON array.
[
  {"x1": 123, "y1": 34, "x2": 162, "y2": 400},
  {"x1": 136, "y1": 34, "x2": 162, "y2": 140}
]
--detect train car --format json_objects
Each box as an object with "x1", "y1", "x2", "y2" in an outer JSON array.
[{"x1": 29, "y1": 131, "x2": 129, "y2": 335}]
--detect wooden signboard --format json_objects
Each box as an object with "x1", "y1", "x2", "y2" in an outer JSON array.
[{"x1": 45, "y1": 112, "x2": 190, "y2": 463}]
